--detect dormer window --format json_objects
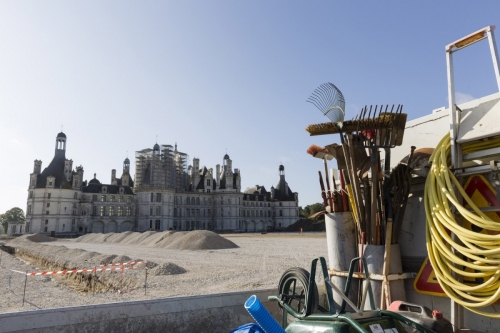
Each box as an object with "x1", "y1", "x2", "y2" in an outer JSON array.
[{"x1": 102, "y1": 186, "x2": 107, "y2": 193}]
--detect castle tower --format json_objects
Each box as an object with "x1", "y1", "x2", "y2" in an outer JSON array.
[
  {"x1": 55, "y1": 132, "x2": 66, "y2": 156},
  {"x1": 122, "y1": 157, "x2": 131, "y2": 186}
]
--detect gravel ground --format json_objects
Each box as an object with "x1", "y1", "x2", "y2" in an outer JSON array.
[{"x1": 0, "y1": 232, "x2": 327, "y2": 314}]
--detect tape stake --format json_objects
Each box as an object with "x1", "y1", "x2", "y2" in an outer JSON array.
[{"x1": 22, "y1": 271, "x2": 28, "y2": 306}]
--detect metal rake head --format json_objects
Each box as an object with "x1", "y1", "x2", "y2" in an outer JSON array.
[
  {"x1": 307, "y1": 82, "x2": 346, "y2": 127},
  {"x1": 353, "y1": 104, "x2": 405, "y2": 148}
]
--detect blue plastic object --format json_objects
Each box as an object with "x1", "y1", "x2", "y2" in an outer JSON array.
[
  {"x1": 228, "y1": 323, "x2": 264, "y2": 333},
  {"x1": 244, "y1": 295, "x2": 285, "y2": 333}
]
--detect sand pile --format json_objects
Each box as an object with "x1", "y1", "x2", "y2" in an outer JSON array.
[
  {"x1": 150, "y1": 262, "x2": 186, "y2": 276},
  {"x1": 75, "y1": 230, "x2": 238, "y2": 250},
  {"x1": 104, "y1": 231, "x2": 134, "y2": 243},
  {"x1": 8, "y1": 233, "x2": 57, "y2": 243},
  {"x1": 166, "y1": 230, "x2": 238, "y2": 250}
]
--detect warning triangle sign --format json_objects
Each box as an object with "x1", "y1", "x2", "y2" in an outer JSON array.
[
  {"x1": 414, "y1": 174, "x2": 500, "y2": 296},
  {"x1": 414, "y1": 257, "x2": 446, "y2": 296}
]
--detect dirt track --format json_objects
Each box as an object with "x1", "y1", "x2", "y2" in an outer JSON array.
[{"x1": 0, "y1": 232, "x2": 326, "y2": 314}]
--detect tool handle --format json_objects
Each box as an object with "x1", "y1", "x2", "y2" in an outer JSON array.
[
  {"x1": 332, "y1": 174, "x2": 341, "y2": 212},
  {"x1": 339, "y1": 170, "x2": 349, "y2": 212},
  {"x1": 318, "y1": 171, "x2": 328, "y2": 207},
  {"x1": 323, "y1": 160, "x2": 335, "y2": 211}
]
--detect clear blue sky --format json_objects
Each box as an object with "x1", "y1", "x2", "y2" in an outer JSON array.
[{"x1": 1, "y1": 1, "x2": 499, "y2": 214}]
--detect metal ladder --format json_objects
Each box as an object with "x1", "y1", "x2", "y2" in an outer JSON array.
[{"x1": 446, "y1": 25, "x2": 500, "y2": 328}]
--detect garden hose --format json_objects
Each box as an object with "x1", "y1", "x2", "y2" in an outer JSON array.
[{"x1": 425, "y1": 133, "x2": 500, "y2": 317}]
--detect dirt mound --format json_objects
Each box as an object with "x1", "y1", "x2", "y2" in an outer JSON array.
[
  {"x1": 112, "y1": 255, "x2": 132, "y2": 264},
  {"x1": 165, "y1": 230, "x2": 238, "y2": 250},
  {"x1": 285, "y1": 219, "x2": 325, "y2": 232},
  {"x1": 139, "y1": 231, "x2": 174, "y2": 246},
  {"x1": 149, "y1": 262, "x2": 186, "y2": 276},
  {"x1": 74, "y1": 230, "x2": 237, "y2": 250},
  {"x1": 104, "y1": 231, "x2": 134, "y2": 243},
  {"x1": 121, "y1": 231, "x2": 156, "y2": 244},
  {"x1": 9, "y1": 233, "x2": 57, "y2": 243}
]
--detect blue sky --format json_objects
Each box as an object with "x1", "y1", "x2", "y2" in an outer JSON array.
[{"x1": 1, "y1": 1, "x2": 499, "y2": 215}]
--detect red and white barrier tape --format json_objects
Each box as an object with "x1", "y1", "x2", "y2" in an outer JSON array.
[
  {"x1": 99, "y1": 260, "x2": 146, "y2": 267},
  {"x1": 9, "y1": 261, "x2": 147, "y2": 276}
]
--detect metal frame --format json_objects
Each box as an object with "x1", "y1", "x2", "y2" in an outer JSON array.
[{"x1": 445, "y1": 25, "x2": 500, "y2": 328}]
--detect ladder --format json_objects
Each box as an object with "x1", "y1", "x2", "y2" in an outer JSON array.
[{"x1": 446, "y1": 25, "x2": 500, "y2": 328}]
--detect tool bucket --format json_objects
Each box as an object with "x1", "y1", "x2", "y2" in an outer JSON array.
[
  {"x1": 325, "y1": 212, "x2": 358, "y2": 308},
  {"x1": 360, "y1": 244, "x2": 406, "y2": 310}
]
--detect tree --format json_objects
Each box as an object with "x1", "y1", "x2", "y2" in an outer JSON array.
[
  {"x1": 299, "y1": 203, "x2": 325, "y2": 219},
  {"x1": 0, "y1": 207, "x2": 25, "y2": 233}
]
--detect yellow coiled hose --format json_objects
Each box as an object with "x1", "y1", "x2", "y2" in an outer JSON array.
[{"x1": 425, "y1": 133, "x2": 500, "y2": 317}]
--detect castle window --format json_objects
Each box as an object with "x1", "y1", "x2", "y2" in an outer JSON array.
[
  {"x1": 126, "y1": 206, "x2": 131, "y2": 216},
  {"x1": 155, "y1": 220, "x2": 160, "y2": 231},
  {"x1": 29, "y1": 191, "x2": 33, "y2": 198},
  {"x1": 92, "y1": 206, "x2": 97, "y2": 216},
  {"x1": 118, "y1": 206, "x2": 123, "y2": 216},
  {"x1": 156, "y1": 206, "x2": 161, "y2": 216},
  {"x1": 127, "y1": 196, "x2": 131, "y2": 203},
  {"x1": 100, "y1": 206, "x2": 105, "y2": 216},
  {"x1": 118, "y1": 196, "x2": 123, "y2": 202},
  {"x1": 196, "y1": 209, "x2": 200, "y2": 217},
  {"x1": 47, "y1": 203, "x2": 50, "y2": 207},
  {"x1": 46, "y1": 210, "x2": 49, "y2": 215},
  {"x1": 207, "y1": 209, "x2": 211, "y2": 215},
  {"x1": 150, "y1": 206, "x2": 153, "y2": 215},
  {"x1": 280, "y1": 210, "x2": 283, "y2": 216},
  {"x1": 110, "y1": 195, "x2": 115, "y2": 202},
  {"x1": 279, "y1": 202, "x2": 282, "y2": 207},
  {"x1": 109, "y1": 206, "x2": 115, "y2": 216},
  {"x1": 150, "y1": 220, "x2": 153, "y2": 229},
  {"x1": 150, "y1": 193, "x2": 154, "y2": 202},
  {"x1": 27, "y1": 205, "x2": 32, "y2": 214},
  {"x1": 174, "y1": 208, "x2": 177, "y2": 217},
  {"x1": 191, "y1": 197, "x2": 195, "y2": 205},
  {"x1": 207, "y1": 179, "x2": 211, "y2": 186},
  {"x1": 207, "y1": 189, "x2": 210, "y2": 193},
  {"x1": 156, "y1": 193, "x2": 162, "y2": 202},
  {"x1": 196, "y1": 197, "x2": 200, "y2": 205},
  {"x1": 101, "y1": 195, "x2": 106, "y2": 202},
  {"x1": 74, "y1": 192, "x2": 77, "y2": 199},
  {"x1": 187, "y1": 209, "x2": 190, "y2": 217},
  {"x1": 47, "y1": 193, "x2": 51, "y2": 199},
  {"x1": 49, "y1": 181, "x2": 52, "y2": 186},
  {"x1": 186, "y1": 197, "x2": 190, "y2": 205}
]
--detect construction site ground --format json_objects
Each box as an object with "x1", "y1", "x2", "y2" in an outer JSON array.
[{"x1": 0, "y1": 232, "x2": 326, "y2": 314}]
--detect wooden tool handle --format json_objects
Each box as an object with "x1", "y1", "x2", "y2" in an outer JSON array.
[{"x1": 318, "y1": 171, "x2": 328, "y2": 207}]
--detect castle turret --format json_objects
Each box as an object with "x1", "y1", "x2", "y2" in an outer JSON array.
[
  {"x1": 55, "y1": 132, "x2": 66, "y2": 156},
  {"x1": 33, "y1": 160, "x2": 42, "y2": 174}
]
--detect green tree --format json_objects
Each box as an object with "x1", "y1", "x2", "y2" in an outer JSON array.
[
  {"x1": 299, "y1": 203, "x2": 325, "y2": 219},
  {"x1": 0, "y1": 207, "x2": 25, "y2": 233}
]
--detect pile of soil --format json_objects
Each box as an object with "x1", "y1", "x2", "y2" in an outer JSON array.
[
  {"x1": 150, "y1": 262, "x2": 186, "y2": 276},
  {"x1": 75, "y1": 230, "x2": 238, "y2": 250},
  {"x1": 9, "y1": 233, "x2": 57, "y2": 243},
  {"x1": 285, "y1": 219, "x2": 325, "y2": 232}
]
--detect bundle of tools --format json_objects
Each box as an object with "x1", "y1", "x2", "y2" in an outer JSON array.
[{"x1": 306, "y1": 83, "x2": 415, "y2": 246}]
